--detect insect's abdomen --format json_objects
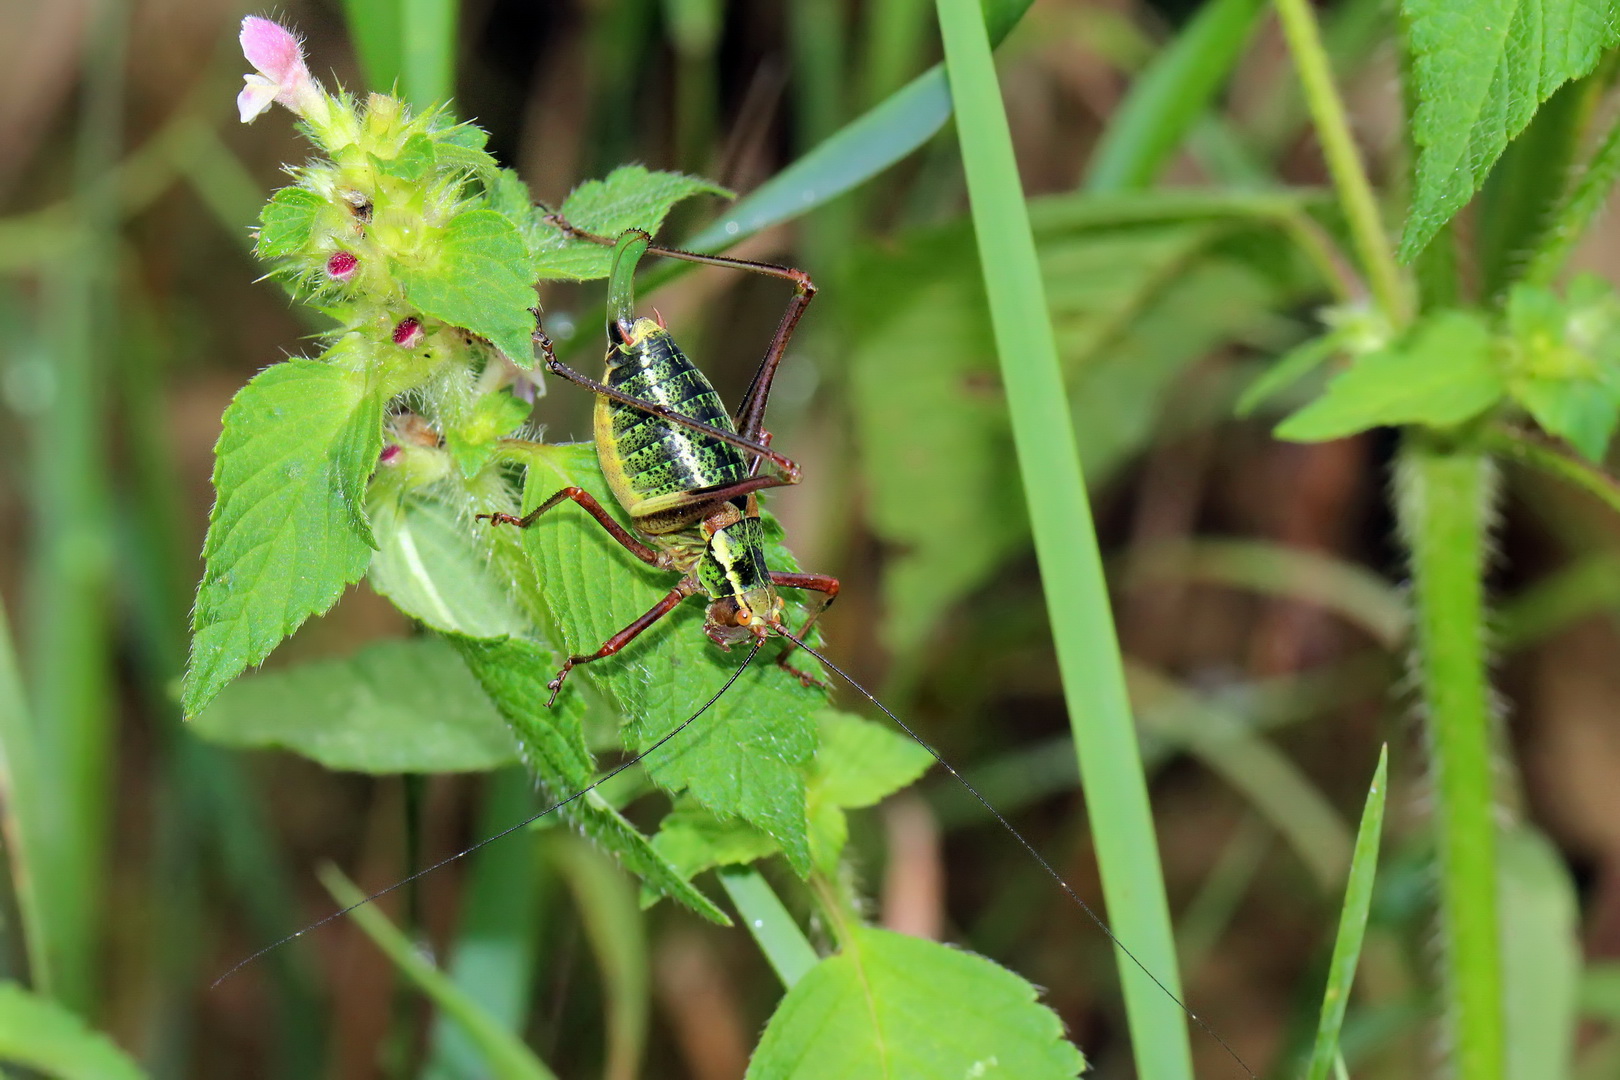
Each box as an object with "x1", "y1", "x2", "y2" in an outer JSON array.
[{"x1": 594, "y1": 322, "x2": 750, "y2": 532}]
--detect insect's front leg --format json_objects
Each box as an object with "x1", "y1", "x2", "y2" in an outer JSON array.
[{"x1": 769, "y1": 571, "x2": 840, "y2": 688}]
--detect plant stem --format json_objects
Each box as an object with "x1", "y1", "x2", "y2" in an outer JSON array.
[
  {"x1": 1396, "y1": 439, "x2": 1504, "y2": 1080},
  {"x1": 936, "y1": 1, "x2": 1192, "y2": 1077},
  {"x1": 1522, "y1": 103, "x2": 1620, "y2": 288},
  {"x1": 1273, "y1": 0, "x2": 1408, "y2": 324}
]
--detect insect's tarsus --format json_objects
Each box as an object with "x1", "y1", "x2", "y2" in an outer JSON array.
[
  {"x1": 774, "y1": 626, "x2": 1260, "y2": 1080},
  {"x1": 209, "y1": 638, "x2": 766, "y2": 991}
]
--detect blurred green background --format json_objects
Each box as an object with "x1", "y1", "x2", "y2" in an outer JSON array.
[{"x1": 5, "y1": 0, "x2": 1620, "y2": 1076}]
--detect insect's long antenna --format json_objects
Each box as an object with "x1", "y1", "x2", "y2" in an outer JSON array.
[
  {"x1": 775, "y1": 628, "x2": 1258, "y2": 1080},
  {"x1": 210, "y1": 638, "x2": 766, "y2": 990}
]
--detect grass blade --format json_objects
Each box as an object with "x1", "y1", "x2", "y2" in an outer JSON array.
[
  {"x1": 1304, "y1": 745, "x2": 1388, "y2": 1080},
  {"x1": 1084, "y1": 0, "x2": 1268, "y2": 192},
  {"x1": 718, "y1": 868, "x2": 819, "y2": 988},
  {"x1": 935, "y1": 1, "x2": 1192, "y2": 1077},
  {"x1": 319, "y1": 865, "x2": 558, "y2": 1080},
  {"x1": 0, "y1": 606, "x2": 50, "y2": 995},
  {"x1": 683, "y1": 0, "x2": 1035, "y2": 253}
]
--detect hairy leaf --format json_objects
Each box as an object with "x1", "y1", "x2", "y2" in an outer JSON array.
[
  {"x1": 1401, "y1": 0, "x2": 1620, "y2": 258},
  {"x1": 256, "y1": 187, "x2": 325, "y2": 260},
  {"x1": 369, "y1": 490, "x2": 532, "y2": 639},
  {"x1": 511, "y1": 443, "x2": 822, "y2": 875},
  {"x1": 746, "y1": 927, "x2": 1086, "y2": 1079},
  {"x1": 191, "y1": 637, "x2": 520, "y2": 773},
  {"x1": 452, "y1": 632, "x2": 730, "y2": 922},
  {"x1": 533, "y1": 166, "x2": 731, "y2": 281},
  {"x1": 1277, "y1": 311, "x2": 1503, "y2": 441},
  {"x1": 394, "y1": 208, "x2": 536, "y2": 366},
  {"x1": 807, "y1": 712, "x2": 935, "y2": 872},
  {"x1": 183, "y1": 360, "x2": 383, "y2": 717}
]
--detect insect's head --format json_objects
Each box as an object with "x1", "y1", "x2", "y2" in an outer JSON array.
[{"x1": 703, "y1": 587, "x2": 785, "y2": 647}]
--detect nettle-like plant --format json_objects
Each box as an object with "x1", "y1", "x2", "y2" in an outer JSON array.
[{"x1": 187, "y1": 17, "x2": 1085, "y2": 1077}]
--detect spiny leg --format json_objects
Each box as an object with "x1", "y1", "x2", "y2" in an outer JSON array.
[
  {"x1": 545, "y1": 582, "x2": 701, "y2": 707},
  {"x1": 768, "y1": 571, "x2": 840, "y2": 687},
  {"x1": 479, "y1": 486, "x2": 668, "y2": 568},
  {"x1": 546, "y1": 216, "x2": 816, "y2": 445},
  {"x1": 532, "y1": 325, "x2": 802, "y2": 485}
]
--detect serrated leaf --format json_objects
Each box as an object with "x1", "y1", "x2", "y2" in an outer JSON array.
[
  {"x1": 368, "y1": 490, "x2": 531, "y2": 638},
  {"x1": 257, "y1": 187, "x2": 325, "y2": 260},
  {"x1": 183, "y1": 361, "x2": 383, "y2": 717},
  {"x1": 395, "y1": 209, "x2": 536, "y2": 366},
  {"x1": 190, "y1": 637, "x2": 519, "y2": 772},
  {"x1": 1400, "y1": 0, "x2": 1620, "y2": 258},
  {"x1": 533, "y1": 166, "x2": 731, "y2": 281},
  {"x1": 806, "y1": 712, "x2": 934, "y2": 873},
  {"x1": 451, "y1": 632, "x2": 730, "y2": 922},
  {"x1": 745, "y1": 927, "x2": 1086, "y2": 1079},
  {"x1": 649, "y1": 800, "x2": 778, "y2": 885},
  {"x1": 0, "y1": 981, "x2": 149, "y2": 1080},
  {"x1": 514, "y1": 442, "x2": 821, "y2": 875},
  {"x1": 373, "y1": 133, "x2": 436, "y2": 182},
  {"x1": 1504, "y1": 279, "x2": 1620, "y2": 459},
  {"x1": 445, "y1": 389, "x2": 533, "y2": 477},
  {"x1": 1277, "y1": 311, "x2": 1504, "y2": 441}
]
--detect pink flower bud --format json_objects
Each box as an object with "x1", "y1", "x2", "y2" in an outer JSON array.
[
  {"x1": 379, "y1": 444, "x2": 403, "y2": 465},
  {"x1": 392, "y1": 318, "x2": 424, "y2": 348},
  {"x1": 326, "y1": 251, "x2": 358, "y2": 281},
  {"x1": 237, "y1": 16, "x2": 324, "y2": 123}
]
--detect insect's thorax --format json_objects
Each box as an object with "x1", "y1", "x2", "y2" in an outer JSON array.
[
  {"x1": 696, "y1": 498, "x2": 783, "y2": 642},
  {"x1": 594, "y1": 318, "x2": 751, "y2": 534}
]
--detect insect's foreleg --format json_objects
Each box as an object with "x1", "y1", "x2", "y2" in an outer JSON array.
[
  {"x1": 546, "y1": 582, "x2": 701, "y2": 706},
  {"x1": 768, "y1": 571, "x2": 840, "y2": 686},
  {"x1": 532, "y1": 327, "x2": 803, "y2": 484},
  {"x1": 480, "y1": 486, "x2": 670, "y2": 568}
]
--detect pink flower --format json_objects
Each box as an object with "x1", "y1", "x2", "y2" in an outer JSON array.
[
  {"x1": 237, "y1": 16, "x2": 323, "y2": 123},
  {"x1": 392, "y1": 318, "x2": 424, "y2": 348}
]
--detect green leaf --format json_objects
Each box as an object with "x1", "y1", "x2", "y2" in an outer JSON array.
[
  {"x1": 1236, "y1": 331, "x2": 1344, "y2": 417},
  {"x1": 1277, "y1": 311, "x2": 1503, "y2": 441},
  {"x1": 320, "y1": 866, "x2": 558, "y2": 1080},
  {"x1": 1400, "y1": 0, "x2": 1620, "y2": 258},
  {"x1": 190, "y1": 637, "x2": 520, "y2": 773},
  {"x1": 650, "y1": 800, "x2": 779, "y2": 885},
  {"x1": 395, "y1": 209, "x2": 536, "y2": 366},
  {"x1": 0, "y1": 981, "x2": 148, "y2": 1080},
  {"x1": 444, "y1": 389, "x2": 533, "y2": 477},
  {"x1": 533, "y1": 166, "x2": 731, "y2": 281},
  {"x1": 745, "y1": 926, "x2": 1086, "y2": 1079},
  {"x1": 512, "y1": 443, "x2": 822, "y2": 875},
  {"x1": 1304, "y1": 747, "x2": 1386, "y2": 1080},
  {"x1": 1499, "y1": 826, "x2": 1579, "y2": 1080},
  {"x1": 373, "y1": 133, "x2": 437, "y2": 182},
  {"x1": 1503, "y1": 278, "x2": 1620, "y2": 459},
  {"x1": 183, "y1": 360, "x2": 383, "y2": 717},
  {"x1": 806, "y1": 712, "x2": 934, "y2": 872},
  {"x1": 256, "y1": 187, "x2": 325, "y2": 260},
  {"x1": 450, "y1": 632, "x2": 731, "y2": 922},
  {"x1": 368, "y1": 490, "x2": 532, "y2": 639}
]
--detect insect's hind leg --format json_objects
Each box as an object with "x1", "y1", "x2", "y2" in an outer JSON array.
[
  {"x1": 545, "y1": 215, "x2": 815, "y2": 445},
  {"x1": 769, "y1": 572, "x2": 840, "y2": 687}
]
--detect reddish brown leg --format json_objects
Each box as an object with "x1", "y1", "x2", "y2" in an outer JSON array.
[
  {"x1": 480, "y1": 486, "x2": 667, "y2": 568},
  {"x1": 769, "y1": 572, "x2": 841, "y2": 686},
  {"x1": 546, "y1": 582, "x2": 700, "y2": 706}
]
